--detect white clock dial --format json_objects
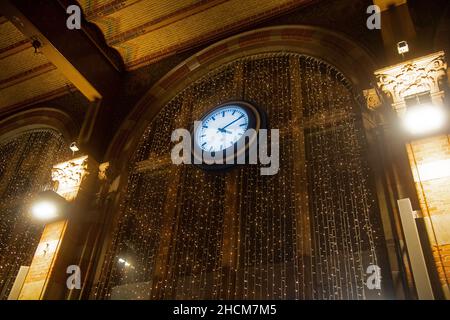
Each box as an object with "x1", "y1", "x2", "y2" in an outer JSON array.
[{"x1": 196, "y1": 105, "x2": 249, "y2": 153}]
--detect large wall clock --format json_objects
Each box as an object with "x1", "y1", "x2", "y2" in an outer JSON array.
[{"x1": 192, "y1": 101, "x2": 265, "y2": 170}]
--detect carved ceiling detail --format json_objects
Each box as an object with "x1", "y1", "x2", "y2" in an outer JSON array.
[{"x1": 78, "y1": 0, "x2": 315, "y2": 70}]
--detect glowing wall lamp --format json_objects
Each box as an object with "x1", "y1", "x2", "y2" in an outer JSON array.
[
  {"x1": 402, "y1": 93, "x2": 447, "y2": 136},
  {"x1": 403, "y1": 104, "x2": 446, "y2": 135},
  {"x1": 18, "y1": 156, "x2": 94, "y2": 300},
  {"x1": 30, "y1": 190, "x2": 69, "y2": 222}
]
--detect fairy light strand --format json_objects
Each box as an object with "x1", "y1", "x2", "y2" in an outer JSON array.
[{"x1": 94, "y1": 53, "x2": 385, "y2": 300}]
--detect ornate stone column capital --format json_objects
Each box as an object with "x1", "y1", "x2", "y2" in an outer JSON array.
[
  {"x1": 98, "y1": 162, "x2": 110, "y2": 181},
  {"x1": 374, "y1": 51, "x2": 447, "y2": 111},
  {"x1": 51, "y1": 155, "x2": 98, "y2": 201},
  {"x1": 363, "y1": 88, "x2": 383, "y2": 111}
]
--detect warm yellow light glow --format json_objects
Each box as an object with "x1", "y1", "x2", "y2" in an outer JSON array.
[
  {"x1": 415, "y1": 159, "x2": 450, "y2": 182},
  {"x1": 403, "y1": 104, "x2": 446, "y2": 135},
  {"x1": 118, "y1": 257, "x2": 133, "y2": 268},
  {"x1": 31, "y1": 201, "x2": 59, "y2": 221}
]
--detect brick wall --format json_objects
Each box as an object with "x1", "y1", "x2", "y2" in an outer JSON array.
[
  {"x1": 434, "y1": 244, "x2": 450, "y2": 286},
  {"x1": 407, "y1": 134, "x2": 450, "y2": 288}
]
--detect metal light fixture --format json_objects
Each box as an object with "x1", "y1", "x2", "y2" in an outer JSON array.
[
  {"x1": 31, "y1": 39, "x2": 42, "y2": 55},
  {"x1": 30, "y1": 190, "x2": 69, "y2": 222},
  {"x1": 69, "y1": 142, "x2": 79, "y2": 153},
  {"x1": 397, "y1": 41, "x2": 409, "y2": 55}
]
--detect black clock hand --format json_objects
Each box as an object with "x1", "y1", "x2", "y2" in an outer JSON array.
[
  {"x1": 220, "y1": 115, "x2": 244, "y2": 131},
  {"x1": 217, "y1": 128, "x2": 232, "y2": 134}
]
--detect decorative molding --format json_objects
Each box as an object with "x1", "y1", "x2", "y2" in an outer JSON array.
[
  {"x1": 1, "y1": 85, "x2": 76, "y2": 115},
  {"x1": 0, "y1": 107, "x2": 79, "y2": 142},
  {"x1": 0, "y1": 63, "x2": 55, "y2": 90},
  {"x1": 0, "y1": 39, "x2": 31, "y2": 59},
  {"x1": 106, "y1": 0, "x2": 230, "y2": 46},
  {"x1": 363, "y1": 88, "x2": 383, "y2": 111},
  {"x1": 51, "y1": 155, "x2": 96, "y2": 201},
  {"x1": 375, "y1": 51, "x2": 447, "y2": 109},
  {"x1": 98, "y1": 161, "x2": 110, "y2": 181},
  {"x1": 81, "y1": 0, "x2": 316, "y2": 69}
]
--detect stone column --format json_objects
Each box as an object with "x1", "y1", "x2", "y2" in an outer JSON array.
[
  {"x1": 149, "y1": 95, "x2": 193, "y2": 299},
  {"x1": 18, "y1": 155, "x2": 99, "y2": 300}
]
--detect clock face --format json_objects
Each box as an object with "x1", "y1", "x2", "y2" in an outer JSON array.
[{"x1": 195, "y1": 105, "x2": 250, "y2": 153}]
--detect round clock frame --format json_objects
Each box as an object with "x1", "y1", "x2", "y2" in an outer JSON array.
[{"x1": 191, "y1": 101, "x2": 266, "y2": 170}]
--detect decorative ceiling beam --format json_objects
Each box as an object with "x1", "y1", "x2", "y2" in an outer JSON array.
[
  {"x1": 0, "y1": 39, "x2": 31, "y2": 59},
  {"x1": 0, "y1": 0, "x2": 127, "y2": 160},
  {"x1": 83, "y1": 0, "x2": 144, "y2": 20},
  {"x1": 1, "y1": 85, "x2": 76, "y2": 116},
  {"x1": 0, "y1": 62, "x2": 55, "y2": 90},
  {"x1": 105, "y1": 0, "x2": 229, "y2": 46},
  {"x1": 0, "y1": 0, "x2": 123, "y2": 102}
]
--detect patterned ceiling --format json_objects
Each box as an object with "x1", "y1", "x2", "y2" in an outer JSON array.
[
  {"x1": 0, "y1": 0, "x2": 314, "y2": 113},
  {"x1": 0, "y1": 17, "x2": 74, "y2": 113},
  {"x1": 79, "y1": 0, "x2": 314, "y2": 69}
]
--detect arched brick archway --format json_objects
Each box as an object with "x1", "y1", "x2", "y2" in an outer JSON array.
[
  {"x1": 0, "y1": 107, "x2": 79, "y2": 144},
  {"x1": 90, "y1": 25, "x2": 398, "y2": 300},
  {"x1": 106, "y1": 25, "x2": 378, "y2": 171}
]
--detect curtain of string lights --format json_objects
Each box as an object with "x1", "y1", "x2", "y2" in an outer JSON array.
[
  {"x1": 95, "y1": 53, "x2": 389, "y2": 300},
  {"x1": 0, "y1": 129, "x2": 69, "y2": 299}
]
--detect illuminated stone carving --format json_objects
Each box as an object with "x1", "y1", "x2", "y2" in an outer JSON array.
[
  {"x1": 51, "y1": 155, "x2": 90, "y2": 201},
  {"x1": 375, "y1": 51, "x2": 447, "y2": 110},
  {"x1": 363, "y1": 88, "x2": 382, "y2": 110},
  {"x1": 98, "y1": 162, "x2": 110, "y2": 181}
]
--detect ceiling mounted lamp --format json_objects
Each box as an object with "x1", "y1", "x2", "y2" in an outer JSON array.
[
  {"x1": 31, "y1": 39, "x2": 42, "y2": 55},
  {"x1": 30, "y1": 190, "x2": 69, "y2": 222}
]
